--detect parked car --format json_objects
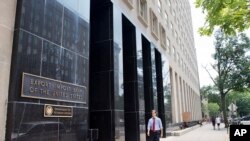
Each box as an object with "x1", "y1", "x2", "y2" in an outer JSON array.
[
  {"x1": 240, "y1": 115, "x2": 250, "y2": 125},
  {"x1": 12, "y1": 121, "x2": 67, "y2": 141},
  {"x1": 231, "y1": 117, "x2": 241, "y2": 125}
]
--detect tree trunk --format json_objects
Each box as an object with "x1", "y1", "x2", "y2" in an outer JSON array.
[{"x1": 221, "y1": 94, "x2": 228, "y2": 128}]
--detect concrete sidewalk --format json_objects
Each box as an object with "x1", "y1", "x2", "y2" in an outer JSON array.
[{"x1": 161, "y1": 123, "x2": 229, "y2": 141}]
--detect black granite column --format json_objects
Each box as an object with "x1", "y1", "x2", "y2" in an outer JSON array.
[
  {"x1": 155, "y1": 49, "x2": 167, "y2": 137},
  {"x1": 89, "y1": 1, "x2": 124, "y2": 141},
  {"x1": 122, "y1": 15, "x2": 146, "y2": 141},
  {"x1": 142, "y1": 36, "x2": 155, "y2": 141}
]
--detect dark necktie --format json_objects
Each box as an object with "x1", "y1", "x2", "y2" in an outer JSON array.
[{"x1": 153, "y1": 118, "x2": 155, "y2": 131}]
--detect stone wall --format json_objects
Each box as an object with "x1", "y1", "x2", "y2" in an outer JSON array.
[{"x1": 0, "y1": 0, "x2": 17, "y2": 140}]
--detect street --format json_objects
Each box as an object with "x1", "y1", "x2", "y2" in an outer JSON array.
[{"x1": 161, "y1": 123, "x2": 229, "y2": 141}]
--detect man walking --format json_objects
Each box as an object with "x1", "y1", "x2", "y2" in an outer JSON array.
[
  {"x1": 216, "y1": 116, "x2": 221, "y2": 130},
  {"x1": 211, "y1": 116, "x2": 216, "y2": 130},
  {"x1": 147, "y1": 110, "x2": 163, "y2": 141}
]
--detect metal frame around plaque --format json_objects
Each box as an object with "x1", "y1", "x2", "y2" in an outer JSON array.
[
  {"x1": 21, "y1": 72, "x2": 87, "y2": 104},
  {"x1": 44, "y1": 104, "x2": 73, "y2": 118}
]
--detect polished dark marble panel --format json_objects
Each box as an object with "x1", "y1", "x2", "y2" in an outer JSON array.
[
  {"x1": 8, "y1": 0, "x2": 90, "y2": 140},
  {"x1": 90, "y1": 41, "x2": 114, "y2": 73},
  {"x1": 13, "y1": 30, "x2": 42, "y2": 75},
  {"x1": 60, "y1": 49, "x2": 76, "y2": 84},
  {"x1": 124, "y1": 82, "x2": 138, "y2": 112},
  {"x1": 155, "y1": 49, "x2": 164, "y2": 112},
  {"x1": 142, "y1": 35, "x2": 154, "y2": 113},
  {"x1": 122, "y1": 15, "x2": 136, "y2": 58},
  {"x1": 124, "y1": 112, "x2": 140, "y2": 141},
  {"x1": 6, "y1": 102, "x2": 88, "y2": 141},
  {"x1": 154, "y1": 48, "x2": 169, "y2": 137},
  {"x1": 90, "y1": 4, "x2": 113, "y2": 42},
  {"x1": 90, "y1": 0, "x2": 112, "y2": 8},
  {"x1": 90, "y1": 71, "x2": 114, "y2": 110},
  {"x1": 18, "y1": 0, "x2": 45, "y2": 35},
  {"x1": 9, "y1": 30, "x2": 42, "y2": 101},
  {"x1": 59, "y1": 107, "x2": 89, "y2": 141},
  {"x1": 42, "y1": 40, "x2": 61, "y2": 80},
  {"x1": 123, "y1": 57, "x2": 137, "y2": 82},
  {"x1": 42, "y1": 0, "x2": 63, "y2": 45},
  {"x1": 63, "y1": 8, "x2": 89, "y2": 56},
  {"x1": 124, "y1": 111, "x2": 146, "y2": 141},
  {"x1": 90, "y1": 111, "x2": 113, "y2": 141},
  {"x1": 17, "y1": 0, "x2": 63, "y2": 45},
  {"x1": 143, "y1": 67, "x2": 153, "y2": 88},
  {"x1": 76, "y1": 56, "x2": 89, "y2": 86}
]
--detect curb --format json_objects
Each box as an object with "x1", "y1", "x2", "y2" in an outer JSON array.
[{"x1": 167, "y1": 125, "x2": 201, "y2": 136}]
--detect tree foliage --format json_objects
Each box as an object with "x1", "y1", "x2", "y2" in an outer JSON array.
[
  {"x1": 204, "y1": 30, "x2": 250, "y2": 127},
  {"x1": 227, "y1": 90, "x2": 250, "y2": 116},
  {"x1": 200, "y1": 85, "x2": 220, "y2": 105},
  {"x1": 208, "y1": 103, "x2": 220, "y2": 117},
  {"x1": 212, "y1": 31, "x2": 250, "y2": 92},
  {"x1": 195, "y1": 0, "x2": 250, "y2": 35}
]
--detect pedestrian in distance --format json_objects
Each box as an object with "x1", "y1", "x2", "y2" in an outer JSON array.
[
  {"x1": 216, "y1": 116, "x2": 221, "y2": 130},
  {"x1": 147, "y1": 110, "x2": 163, "y2": 141},
  {"x1": 211, "y1": 116, "x2": 216, "y2": 130}
]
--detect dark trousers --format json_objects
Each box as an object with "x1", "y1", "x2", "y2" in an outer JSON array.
[{"x1": 150, "y1": 130, "x2": 160, "y2": 141}]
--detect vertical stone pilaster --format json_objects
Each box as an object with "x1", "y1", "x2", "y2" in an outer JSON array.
[
  {"x1": 170, "y1": 68, "x2": 178, "y2": 123},
  {"x1": 0, "y1": 0, "x2": 17, "y2": 140}
]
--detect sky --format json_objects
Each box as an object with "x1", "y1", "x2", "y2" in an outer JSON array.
[
  {"x1": 188, "y1": 0, "x2": 250, "y2": 88},
  {"x1": 189, "y1": 0, "x2": 215, "y2": 87}
]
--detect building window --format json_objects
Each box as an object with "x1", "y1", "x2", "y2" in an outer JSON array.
[
  {"x1": 174, "y1": 30, "x2": 178, "y2": 41},
  {"x1": 159, "y1": 25, "x2": 166, "y2": 49},
  {"x1": 173, "y1": 9, "x2": 176, "y2": 17},
  {"x1": 181, "y1": 44, "x2": 183, "y2": 51},
  {"x1": 177, "y1": 52, "x2": 180, "y2": 65},
  {"x1": 170, "y1": 22, "x2": 173, "y2": 32},
  {"x1": 172, "y1": 46, "x2": 175, "y2": 60},
  {"x1": 166, "y1": 38, "x2": 170, "y2": 53},
  {"x1": 150, "y1": 9, "x2": 158, "y2": 39},
  {"x1": 137, "y1": 0, "x2": 148, "y2": 26},
  {"x1": 164, "y1": 12, "x2": 168, "y2": 25},
  {"x1": 184, "y1": 50, "x2": 187, "y2": 59},
  {"x1": 168, "y1": 0, "x2": 171, "y2": 7},
  {"x1": 181, "y1": 58, "x2": 183, "y2": 69},
  {"x1": 123, "y1": 0, "x2": 134, "y2": 9},
  {"x1": 157, "y1": 0, "x2": 162, "y2": 13}
]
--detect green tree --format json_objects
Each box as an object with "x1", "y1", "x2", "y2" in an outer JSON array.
[
  {"x1": 200, "y1": 85, "x2": 220, "y2": 106},
  {"x1": 227, "y1": 90, "x2": 250, "y2": 116},
  {"x1": 207, "y1": 93, "x2": 220, "y2": 105},
  {"x1": 208, "y1": 103, "x2": 220, "y2": 117},
  {"x1": 204, "y1": 30, "x2": 250, "y2": 127},
  {"x1": 195, "y1": 0, "x2": 250, "y2": 35}
]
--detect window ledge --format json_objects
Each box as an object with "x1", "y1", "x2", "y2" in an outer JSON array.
[
  {"x1": 151, "y1": 30, "x2": 159, "y2": 41},
  {"x1": 138, "y1": 15, "x2": 148, "y2": 27},
  {"x1": 123, "y1": 0, "x2": 134, "y2": 9}
]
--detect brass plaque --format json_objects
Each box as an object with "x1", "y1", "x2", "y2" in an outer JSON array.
[
  {"x1": 44, "y1": 104, "x2": 73, "y2": 117},
  {"x1": 22, "y1": 73, "x2": 87, "y2": 103}
]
